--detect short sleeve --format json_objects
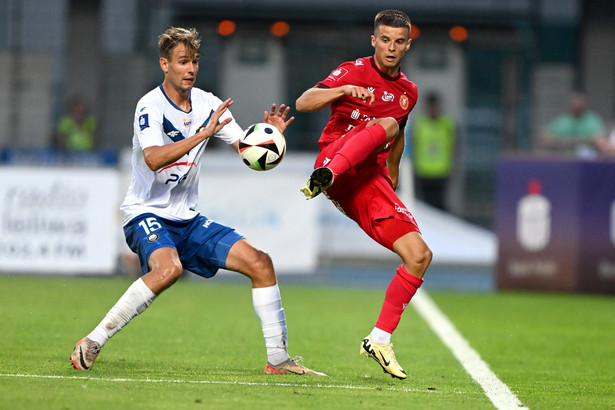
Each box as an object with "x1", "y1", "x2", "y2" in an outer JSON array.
[
  {"x1": 316, "y1": 61, "x2": 358, "y2": 89},
  {"x1": 135, "y1": 101, "x2": 165, "y2": 148},
  {"x1": 208, "y1": 95, "x2": 243, "y2": 145}
]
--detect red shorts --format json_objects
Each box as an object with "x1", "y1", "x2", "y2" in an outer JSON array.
[{"x1": 315, "y1": 125, "x2": 420, "y2": 251}]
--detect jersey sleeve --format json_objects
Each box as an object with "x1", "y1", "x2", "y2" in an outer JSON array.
[
  {"x1": 134, "y1": 96, "x2": 165, "y2": 149},
  {"x1": 209, "y1": 95, "x2": 243, "y2": 145},
  {"x1": 316, "y1": 60, "x2": 359, "y2": 89}
]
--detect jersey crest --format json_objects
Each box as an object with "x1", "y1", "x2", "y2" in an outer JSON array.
[
  {"x1": 400, "y1": 94, "x2": 409, "y2": 110},
  {"x1": 327, "y1": 67, "x2": 348, "y2": 82}
]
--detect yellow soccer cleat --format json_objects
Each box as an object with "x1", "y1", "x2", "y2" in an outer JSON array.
[
  {"x1": 300, "y1": 167, "x2": 334, "y2": 199},
  {"x1": 360, "y1": 334, "x2": 407, "y2": 379},
  {"x1": 264, "y1": 357, "x2": 327, "y2": 376}
]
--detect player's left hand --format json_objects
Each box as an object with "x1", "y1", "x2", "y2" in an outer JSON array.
[{"x1": 264, "y1": 104, "x2": 295, "y2": 134}]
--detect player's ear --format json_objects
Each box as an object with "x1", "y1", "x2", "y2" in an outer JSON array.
[
  {"x1": 371, "y1": 34, "x2": 376, "y2": 48},
  {"x1": 160, "y1": 57, "x2": 168, "y2": 73}
]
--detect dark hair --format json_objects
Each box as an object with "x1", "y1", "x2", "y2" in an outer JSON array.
[
  {"x1": 426, "y1": 92, "x2": 440, "y2": 105},
  {"x1": 158, "y1": 27, "x2": 201, "y2": 60},
  {"x1": 374, "y1": 9, "x2": 411, "y2": 33}
]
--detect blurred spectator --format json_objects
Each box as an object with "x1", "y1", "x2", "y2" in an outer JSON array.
[
  {"x1": 539, "y1": 92, "x2": 613, "y2": 158},
  {"x1": 412, "y1": 92, "x2": 457, "y2": 211},
  {"x1": 56, "y1": 96, "x2": 97, "y2": 152}
]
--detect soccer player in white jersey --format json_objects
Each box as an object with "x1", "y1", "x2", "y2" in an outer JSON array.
[{"x1": 69, "y1": 26, "x2": 325, "y2": 376}]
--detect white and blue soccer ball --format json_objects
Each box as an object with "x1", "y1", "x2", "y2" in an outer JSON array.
[{"x1": 238, "y1": 123, "x2": 286, "y2": 171}]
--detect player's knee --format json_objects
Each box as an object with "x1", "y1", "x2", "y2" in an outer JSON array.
[
  {"x1": 251, "y1": 249, "x2": 274, "y2": 274},
  {"x1": 380, "y1": 117, "x2": 399, "y2": 139},
  {"x1": 246, "y1": 249, "x2": 276, "y2": 285},
  {"x1": 423, "y1": 246, "x2": 433, "y2": 267},
  {"x1": 414, "y1": 245, "x2": 433, "y2": 272},
  {"x1": 399, "y1": 241, "x2": 432, "y2": 274},
  {"x1": 155, "y1": 260, "x2": 183, "y2": 287}
]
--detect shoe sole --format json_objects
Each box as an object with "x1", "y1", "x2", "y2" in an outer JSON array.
[
  {"x1": 264, "y1": 363, "x2": 326, "y2": 376},
  {"x1": 311, "y1": 168, "x2": 333, "y2": 188},
  {"x1": 301, "y1": 168, "x2": 333, "y2": 199}
]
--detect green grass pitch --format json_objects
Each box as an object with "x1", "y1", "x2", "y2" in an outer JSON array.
[{"x1": 0, "y1": 274, "x2": 614, "y2": 409}]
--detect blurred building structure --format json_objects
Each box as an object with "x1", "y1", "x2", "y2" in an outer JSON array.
[{"x1": 0, "y1": 0, "x2": 614, "y2": 227}]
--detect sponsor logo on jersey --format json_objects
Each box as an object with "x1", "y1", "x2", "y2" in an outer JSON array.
[
  {"x1": 354, "y1": 59, "x2": 364, "y2": 66},
  {"x1": 139, "y1": 114, "x2": 149, "y2": 130},
  {"x1": 400, "y1": 94, "x2": 409, "y2": 110},
  {"x1": 167, "y1": 130, "x2": 180, "y2": 139},
  {"x1": 147, "y1": 233, "x2": 159, "y2": 243},
  {"x1": 367, "y1": 87, "x2": 375, "y2": 94},
  {"x1": 382, "y1": 91, "x2": 395, "y2": 102},
  {"x1": 183, "y1": 118, "x2": 191, "y2": 127},
  {"x1": 327, "y1": 67, "x2": 348, "y2": 81},
  {"x1": 351, "y1": 109, "x2": 360, "y2": 120}
]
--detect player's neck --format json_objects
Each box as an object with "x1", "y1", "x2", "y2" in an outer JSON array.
[
  {"x1": 161, "y1": 81, "x2": 192, "y2": 111},
  {"x1": 372, "y1": 58, "x2": 401, "y2": 78}
]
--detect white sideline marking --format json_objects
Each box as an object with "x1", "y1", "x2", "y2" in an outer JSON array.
[
  {"x1": 0, "y1": 373, "x2": 438, "y2": 394},
  {"x1": 412, "y1": 290, "x2": 528, "y2": 410}
]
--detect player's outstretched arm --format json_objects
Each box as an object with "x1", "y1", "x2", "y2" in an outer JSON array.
[
  {"x1": 296, "y1": 85, "x2": 375, "y2": 112},
  {"x1": 143, "y1": 98, "x2": 233, "y2": 171}
]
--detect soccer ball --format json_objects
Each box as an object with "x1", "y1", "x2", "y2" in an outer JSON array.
[{"x1": 238, "y1": 123, "x2": 286, "y2": 171}]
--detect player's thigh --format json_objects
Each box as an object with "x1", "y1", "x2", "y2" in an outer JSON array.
[
  {"x1": 367, "y1": 117, "x2": 399, "y2": 139},
  {"x1": 142, "y1": 246, "x2": 184, "y2": 293},
  {"x1": 148, "y1": 246, "x2": 182, "y2": 272},
  {"x1": 123, "y1": 213, "x2": 179, "y2": 275}
]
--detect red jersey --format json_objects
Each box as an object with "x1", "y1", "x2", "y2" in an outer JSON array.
[{"x1": 316, "y1": 56, "x2": 418, "y2": 146}]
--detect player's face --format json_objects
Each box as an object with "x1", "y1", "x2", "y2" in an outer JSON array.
[
  {"x1": 371, "y1": 25, "x2": 411, "y2": 76},
  {"x1": 160, "y1": 43, "x2": 199, "y2": 94}
]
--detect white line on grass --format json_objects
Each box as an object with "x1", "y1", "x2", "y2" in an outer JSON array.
[
  {"x1": 412, "y1": 289, "x2": 528, "y2": 410},
  {"x1": 0, "y1": 373, "x2": 441, "y2": 394}
]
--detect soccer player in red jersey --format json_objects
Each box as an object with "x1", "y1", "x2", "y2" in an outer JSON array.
[{"x1": 296, "y1": 10, "x2": 432, "y2": 379}]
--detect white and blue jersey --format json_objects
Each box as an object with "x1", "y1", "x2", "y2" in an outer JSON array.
[{"x1": 120, "y1": 85, "x2": 243, "y2": 226}]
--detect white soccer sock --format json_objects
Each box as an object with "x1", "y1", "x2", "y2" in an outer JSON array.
[
  {"x1": 252, "y1": 284, "x2": 290, "y2": 366},
  {"x1": 371, "y1": 327, "x2": 392, "y2": 343},
  {"x1": 87, "y1": 278, "x2": 157, "y2": 346}
]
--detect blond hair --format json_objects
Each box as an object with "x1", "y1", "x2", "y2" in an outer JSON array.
[{"x1": 158, "y1": 27, "x2": 201, "y2": 60}]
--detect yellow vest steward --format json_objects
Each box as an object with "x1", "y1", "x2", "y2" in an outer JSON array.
[{"x1": 413, "y1": 115, "x2": 455, "y2": 178}]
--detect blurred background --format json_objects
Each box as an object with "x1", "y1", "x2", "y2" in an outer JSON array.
[{"x1": 1, "y1": 0, "x2": 614, "y2": 292}]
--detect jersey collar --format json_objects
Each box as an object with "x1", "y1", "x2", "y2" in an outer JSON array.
[
  {"x1": 369, "y1": 56, "x2": 401, "y2": 81},
  {"x1": 158, "y1": 84, "x2": 193, "y2": 114}
]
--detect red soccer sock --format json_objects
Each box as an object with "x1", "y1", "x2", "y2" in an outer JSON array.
[
  {"x1": 375, "y1": 265, "x2": 424, "y2": 334},
  {"x1": 327, "y1": 123, "x2": 388, "y2": 176}
]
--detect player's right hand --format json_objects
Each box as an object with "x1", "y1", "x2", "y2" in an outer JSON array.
[
  {"x1": 198, "y1": 98, "x2": 233, "y2": 137},
  {"x1": 345, "y1": 85, "x2": 375, "y2": 105}
]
